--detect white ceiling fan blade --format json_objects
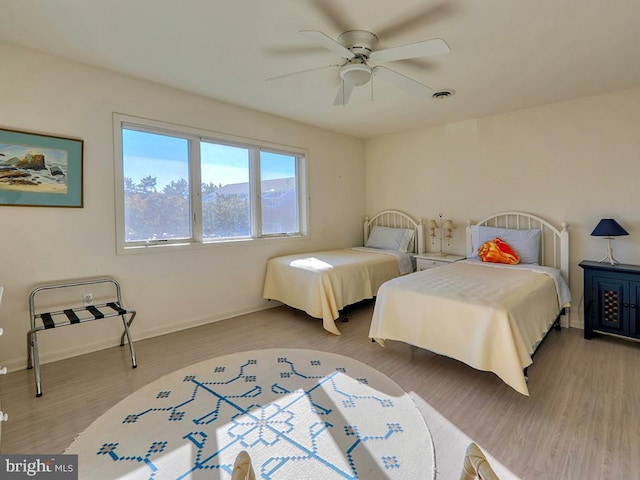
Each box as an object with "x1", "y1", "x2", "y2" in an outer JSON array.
[
  {"x1": 333, "y1": 80, "x2": 356, "y2": 106},
  {"x1": 372, "y1": 66, "x2": 433, "y2": 95},
  {"x1": 299, "y1": 30, "x2": 355, "y2": 60},
  {"x1": 307, "y1": 0, "x2": 354, "y2": 33},
  {"x1": 370, "y1": 38, "x2": 450, "y2": 63},
  {"x1": 265, "y1": 64, "x2": 339, "y2": 82},
  {"x1": 375, "y1": 3, "x2": 458, "y2": 38}
]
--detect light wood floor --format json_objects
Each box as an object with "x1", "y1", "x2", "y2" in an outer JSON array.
[{"x1": 2, "y1": 302, "x2": 639, "y2": 479}]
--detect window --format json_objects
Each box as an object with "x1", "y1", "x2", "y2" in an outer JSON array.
[{"x1": 114, "y1": 114, "x2": 307, "y2": 252}]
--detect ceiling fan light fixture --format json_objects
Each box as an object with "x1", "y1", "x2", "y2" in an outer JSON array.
[
  {"x1": 340, "y1": 64, "x2": 372, "y2": 86},
  {"x1": 282, "y1": 24, "x2": 452, "y2": 107}
]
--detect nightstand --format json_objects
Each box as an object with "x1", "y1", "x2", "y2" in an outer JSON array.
[
  {"x1": 415, "y1": 253, "x2": 465, "y2": 271},
  {"x1": 579, "y1": 260, "x2": 640, "y2": 341}
]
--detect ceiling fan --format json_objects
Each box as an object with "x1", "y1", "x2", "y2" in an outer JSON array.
[{"x1": 267, "y1": 29, "x2": 451, "y2": 106}]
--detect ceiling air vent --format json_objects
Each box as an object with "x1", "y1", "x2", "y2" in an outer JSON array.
[{"x1": 432, "y1": 89, "x2": 455, "y2": 99}]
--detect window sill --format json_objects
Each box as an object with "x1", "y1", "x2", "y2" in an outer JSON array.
[{"x1": 116, "y1": 234, "x2": 308, "y2": 255}]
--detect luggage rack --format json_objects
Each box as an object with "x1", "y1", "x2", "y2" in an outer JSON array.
[{"x1": 27, "y1": 277, "x2": 137, "y2": 397}]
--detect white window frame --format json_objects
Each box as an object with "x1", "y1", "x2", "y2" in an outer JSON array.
[{"x1": 113, "y1": 113, "x2": 308, "y2": 254}]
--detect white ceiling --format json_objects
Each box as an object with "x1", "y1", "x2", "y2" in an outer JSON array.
[{"x1": 1, "y1": 0, "x2": 639, "y2": 139}]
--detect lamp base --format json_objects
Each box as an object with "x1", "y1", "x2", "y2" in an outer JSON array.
[
  {"x1": 599, "y1": 238, "x2": 620, "y2": 265},
  {"x1": 598, "y1": 253, "x2": 620, "y2": 265}
]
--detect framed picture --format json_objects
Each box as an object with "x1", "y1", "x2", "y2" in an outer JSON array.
[{"x1": 0, "y1": 127, "x2": 83, "y2": 207}]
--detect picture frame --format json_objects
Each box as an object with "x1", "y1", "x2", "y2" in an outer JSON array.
[{"x1": 0, "y1": 127, "x2": 83, "y2": 207}]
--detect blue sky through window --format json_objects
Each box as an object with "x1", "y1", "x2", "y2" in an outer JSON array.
[{"x1": 123, "y1": 129, "x2": 295, "y2": 189}]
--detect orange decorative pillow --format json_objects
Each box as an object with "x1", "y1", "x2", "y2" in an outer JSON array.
[{"x1": 478, "y1": 237, "x2": 520, "y2": 265}]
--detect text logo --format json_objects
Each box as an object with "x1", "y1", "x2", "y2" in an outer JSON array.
[{"x1": 0, "y1": 455, "x2": 77, "y2": 479}]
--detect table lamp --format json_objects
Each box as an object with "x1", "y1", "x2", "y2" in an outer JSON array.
[
  {"x1": 590, "y1": 218, "x2": 629, "y2": 265},
  {"x1": 428, "y1": 213, "x2": 455, "y2": 256}
]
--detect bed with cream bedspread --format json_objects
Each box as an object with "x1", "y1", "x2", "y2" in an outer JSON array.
[
  {"x1": 369, "y1": 260, "x2": 571, "y2": 395},
  {"x1": 263, "y1": 247, "x2": 411, "y2": 335}
]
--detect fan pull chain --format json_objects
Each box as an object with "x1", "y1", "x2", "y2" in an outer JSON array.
[{"x1": 370, "y1": 74, "x2": 374, "y2": 101}]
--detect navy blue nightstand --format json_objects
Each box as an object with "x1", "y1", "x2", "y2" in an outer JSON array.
[{"x1": 580, "y1": 260, "x2": 640, "y2": 340}]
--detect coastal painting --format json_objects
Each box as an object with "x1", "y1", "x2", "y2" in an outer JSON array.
[{"x1": 0, "y1": 128, "x2": 83, "y2": 207}]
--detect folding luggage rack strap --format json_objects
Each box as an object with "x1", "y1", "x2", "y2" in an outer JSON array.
[{"x1": 27, "y1": 277, "x2": 137, "y2": 397}]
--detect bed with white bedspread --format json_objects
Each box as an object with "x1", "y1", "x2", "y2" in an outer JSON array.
[
  {"x1": 369, "y1": 212, "x2": 571, "y2": 395},
  {"x1": 263, "y1": 210, "x2": 423, "y2": 335}
]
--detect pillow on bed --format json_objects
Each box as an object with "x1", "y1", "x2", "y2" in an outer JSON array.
[
  {"x1": 365, "y1": 226, "x2": 415, "y2": 252},
  {"x1": 478, "y1": 238, "x2": 520, "y2": 265},
  {"x1": 470, "y1": 225, "x2": 541, "y2": 264}
]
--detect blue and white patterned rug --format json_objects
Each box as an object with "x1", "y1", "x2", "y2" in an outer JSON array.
[{"x1": 66, "y1": 349, "x2": 434, "y2": 480}]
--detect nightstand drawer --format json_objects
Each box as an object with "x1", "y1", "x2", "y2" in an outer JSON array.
[
  {"x1": 417, "y1": 258, "x2": 449, "y2": 270},
  {"x1": 415, "y1": 254, "x2": 465, "y2": 271}
]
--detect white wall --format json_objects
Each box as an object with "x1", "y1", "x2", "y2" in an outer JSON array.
[
  {"x1": 365, "y1": 87, "x2": 640, "y2": 328},
  {"x1": 3, "y1": 40, "x2": 637, "y2": 373},
  {"x1": 0, "y1": 43, "x2": 365, "y2": 370}
]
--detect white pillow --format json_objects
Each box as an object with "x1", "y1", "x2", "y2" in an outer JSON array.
[
  {"x1": 470, "y1": 225, "x2": 541, "y2": 264},
  {"x1": 366, "y1": 226, "x2": 415, "y2": 252}
]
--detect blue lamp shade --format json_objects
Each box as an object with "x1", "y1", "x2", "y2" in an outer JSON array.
[{"x1": 591, "y1": 218, "x2": 629, "y2": 237}]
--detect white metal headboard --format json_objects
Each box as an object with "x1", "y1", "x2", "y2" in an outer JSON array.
[
  {"x1": 364, "y1": 210, "x2": 424, "y2": 255},
  {"x1": 465, "y1": 211, "x2": 569, "y2": 282}
]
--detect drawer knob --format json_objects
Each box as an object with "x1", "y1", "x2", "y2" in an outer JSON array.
[
  {"x1": 0, "y1": 411, "x2": 7, "y2": 422},
  {"x1": 0, "y1": 366, "x2": 7, "y2": 375}
]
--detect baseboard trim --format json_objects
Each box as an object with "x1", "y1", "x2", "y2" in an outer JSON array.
[{"x1": 4, "y1": 302, "x2": 279, "y2": 372}]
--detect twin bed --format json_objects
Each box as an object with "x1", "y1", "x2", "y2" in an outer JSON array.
[
  {"x1": 264, "y1": 211, "x2": 571, "y2": 395},
  {"x1": 262, "y1": 210, "x2": 423, "y2": 335}
]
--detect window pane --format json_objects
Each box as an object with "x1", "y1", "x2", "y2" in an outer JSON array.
[
  {"x1": 200, "y1": 142, "x2": 250, "y2": 239},
  {"x1": 260, "y1": 152, "x2": 299, "y2": 235},
  {"x1": 122, "y1": 129, "x2": 191, "y2": 242}
]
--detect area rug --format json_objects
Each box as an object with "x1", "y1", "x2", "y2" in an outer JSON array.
[
  {"x1": 66, "y1": 349, "x2": 434, "y2": 480},
  {"x1": 409, "y1": 393, "x2": 520, "y2": 480}
]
